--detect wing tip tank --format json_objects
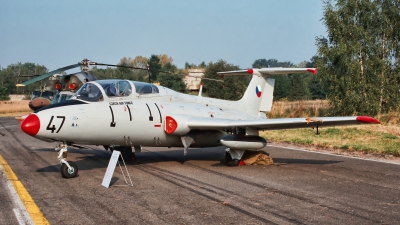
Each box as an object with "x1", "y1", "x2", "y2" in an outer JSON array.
[
  {"x1": 356, "y1": 116, "x2": 381, "y2": 124},
  {"x1": 307, "y1": 68, "x2": 317, "y2": 75}
]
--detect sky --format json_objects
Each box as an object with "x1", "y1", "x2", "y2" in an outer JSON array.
[{"x1": 0, "y1": 0, "x2": 326, "y2": 72}]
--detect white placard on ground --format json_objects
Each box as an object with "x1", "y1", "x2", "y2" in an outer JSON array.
[{"x1": 102, "y1": 151, "x2": 120, "y2": 188}]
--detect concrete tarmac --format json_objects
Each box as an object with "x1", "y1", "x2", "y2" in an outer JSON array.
[{"x1": 0, "y1": 117, "x2": 399, "y2": 224}]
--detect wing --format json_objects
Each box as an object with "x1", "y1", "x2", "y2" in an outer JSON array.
[{"x1": 166, "y1": 115, "x2": 380, "y2": 135}]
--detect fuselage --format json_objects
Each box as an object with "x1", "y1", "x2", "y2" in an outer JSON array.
[{"x1": 21, "y1": 79, "x2": 264, "y2": 148}]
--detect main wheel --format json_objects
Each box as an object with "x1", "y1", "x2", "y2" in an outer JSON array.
[
  {"x1": 110, "y1": 146, "x2": 133, "y2": 161},
  {"x1": 120, "y1": 147, "x2": 133, "y2": 161},
  {"x1": 61, "y1": 161, "x2": 78, "y2": 178},
  {"x1": 225, "y1": 151, "x2": 239, "y2": 167}
]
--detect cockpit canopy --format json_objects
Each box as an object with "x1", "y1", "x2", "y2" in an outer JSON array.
[
  {"x1": 71, "y1": 80, "x2": 159, "y2": 102},
  {"x1": 133, "y1": 82, "x2": 159, "y2": 94},
  {"x1": 31, "y1": 90, "x2": 54, "y2": 100}
]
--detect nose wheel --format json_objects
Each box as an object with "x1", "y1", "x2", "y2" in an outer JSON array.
[
  {"x1": 61, "y1": 161, "x2": 78, "y2": 178},
  {"x1": 56, "y1": 143, "x2": 78, "y2": 178}
]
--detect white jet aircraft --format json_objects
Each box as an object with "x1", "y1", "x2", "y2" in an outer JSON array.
[{"x1": 20, "y1": 67, "x2": 380, "y2": 178}]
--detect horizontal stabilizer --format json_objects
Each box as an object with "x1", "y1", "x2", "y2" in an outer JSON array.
[{"x1": 217, "y1": 68, "x2": 317, "y2": 77}]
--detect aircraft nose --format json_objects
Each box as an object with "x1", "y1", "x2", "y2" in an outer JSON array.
[{"x1": 21, "y1": 114, "x2": 40, "y2": 136}]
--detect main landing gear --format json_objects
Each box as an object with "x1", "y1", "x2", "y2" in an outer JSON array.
[
  {"x1": 56, "y1": 143, "x2": 78, "y2": 178},
  {"x1": 110, "y1": 146, "x2": 133, "y2": 161},
  {"x1": 225, "y1": 148, "x2": 246, "y2": 166}
]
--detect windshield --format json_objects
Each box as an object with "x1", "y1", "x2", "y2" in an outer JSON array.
[
  {"x1": 31, "y1": 91, "x2": 41, "y2": 100},
  {"x1": 72, "y1": 83, "x2": 103, "y2": 102},
  {"x1": 52, "y1": 93, "x2": 59, "y2": 104},
  {"x1": 41, "y1": 91, "x2": 54, "y2": 99},
  {"x1": 52, "y1": 92, "x2": 73, "y2": 103},
  {"x1": 59, "y1": 93, "x2": 72, "y2": 102},
  {"x1": 31, "y1": 90, "x2": 53, "y2": 99}
]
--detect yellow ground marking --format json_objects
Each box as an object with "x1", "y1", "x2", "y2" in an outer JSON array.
[{"x1": 0, "y1": 154, "x2": 50, "y2": 225}]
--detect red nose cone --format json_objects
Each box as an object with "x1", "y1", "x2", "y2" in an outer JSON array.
[{"x1": 21, "y1": 114, "x2": 40, "y2": 136}]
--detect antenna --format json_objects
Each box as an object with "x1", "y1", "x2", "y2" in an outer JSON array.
[{"x1": 147, "y1": 64, "x2": 151, "y2": 83}]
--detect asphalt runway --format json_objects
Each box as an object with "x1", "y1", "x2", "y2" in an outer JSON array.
[{"x1": 0, "y1": 116, "x2": 399, "y2": 224}]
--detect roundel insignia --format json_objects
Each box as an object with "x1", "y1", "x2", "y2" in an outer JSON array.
[{"x1": 255, "y1": 85, "x2": 262, "y2": 98}]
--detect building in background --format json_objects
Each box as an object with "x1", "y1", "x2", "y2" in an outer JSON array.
[{"x1": 184, "y1": 69, "x2": 205, "y2": 91}]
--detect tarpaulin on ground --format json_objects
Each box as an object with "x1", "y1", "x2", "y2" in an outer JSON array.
[{"x1": 242, "y1": 151, "x2": 274, "y2": 165}]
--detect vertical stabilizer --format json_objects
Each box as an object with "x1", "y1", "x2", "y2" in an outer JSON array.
[
  {"x1": 237, "y1": 71, "x2": 268, "y2": 115},
  {"x1": 198, "y1": 84, "x2": 203, "y2": 97},
  {"x1": 216, "y1": 67, "x2": 317, "y2": 116}
]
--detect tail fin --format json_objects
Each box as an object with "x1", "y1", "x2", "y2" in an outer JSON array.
[
  {"x1": 217, "y1": 68, "x2": 317, "y2": 115},
  {"x1": 198, "y1": 84, "x2": 203, "y2": 97}
]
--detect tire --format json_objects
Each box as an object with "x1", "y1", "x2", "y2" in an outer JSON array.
[
  {"x1": 225, "y1": 151, "x2": 239, "y2": 167},
  {"x1": 61, "y1": 161, "x2": 78, "y2": 178},
  {"x1": 111, "y1": 146, "x2": 133, "y2": 161},
  {"x1": 119, "y1": 147, "x2": 133, "y2": 161}
]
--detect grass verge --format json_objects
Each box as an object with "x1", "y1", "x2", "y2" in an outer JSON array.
[
  {"x1": 261, "y1": 125, "x2": 400, "y2": 156},
  {"x1": 0, "y1": 100, "x2": 32, "y2": 117}
]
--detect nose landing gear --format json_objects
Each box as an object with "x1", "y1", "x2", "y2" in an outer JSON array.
[{"x1": 56, "y1": 143, "x2": 78, "y2": 178}]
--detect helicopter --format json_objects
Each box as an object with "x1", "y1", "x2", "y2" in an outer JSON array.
[{"x1": 16, "y1": 59, "x2": 98, "y2": 110}]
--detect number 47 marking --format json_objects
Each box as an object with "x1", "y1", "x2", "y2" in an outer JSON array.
[{"x1": 46, "y1": 116, "x2": 66, "y2": 133}]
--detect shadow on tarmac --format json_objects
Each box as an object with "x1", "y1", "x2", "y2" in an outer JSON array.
[{"x1": 35, "y1": 147, "x2": 342, "y2": 173}]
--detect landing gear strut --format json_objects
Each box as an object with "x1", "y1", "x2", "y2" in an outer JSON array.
[
  {"x1": 225, "y1": 151, "x2": 240, "y2": 166},
  {"x1": 225, "y1": 148, "x2": 245, "y2": 167},
  {"x1": 56, "y1": 143, "x2": 78, "y2": 178}
]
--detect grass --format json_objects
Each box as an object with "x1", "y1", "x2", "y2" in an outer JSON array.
[
  {"x1": 267, "y1": 100, "x2": 329, "y2": 118},
  {"x1": 264, "y1": 100, "x2": 400, "y2": 156},
  {"x1": 0, "y1": 100, "x2": 32, "y2": 116},
  {"x1": 262, "y1": 125, "x2": 400, "y2": 156}
]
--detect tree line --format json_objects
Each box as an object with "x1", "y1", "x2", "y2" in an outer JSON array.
[{"x1": 0, "y1": 55, "x2": 323, "y2": 101}]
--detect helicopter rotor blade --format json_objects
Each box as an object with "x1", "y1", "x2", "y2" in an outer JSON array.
[
  {"x1": 93, "y1": 62, "x2": 148, "y2": 71},
  {"x1": 93, "y1": 62, "x2": 224, "y2": 82},
  {"x1": 16, "y1": 64, "x2": 80, "y2": 87},
  {"x1": 5, "y1": 75, "x2": 41, "y2": 78},
  {"x1": 15, "y1": 59, "x2": 223, "y2": 87},
  {"x1": 185, "y1": 74, "x2": 223, "y2": 82}
]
